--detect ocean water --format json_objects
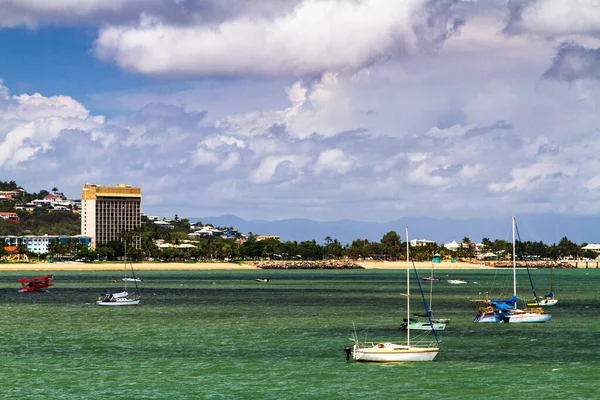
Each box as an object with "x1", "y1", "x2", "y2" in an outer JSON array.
[{"x1": 0, "y1": 268, "x2": 598, "y2": 399}]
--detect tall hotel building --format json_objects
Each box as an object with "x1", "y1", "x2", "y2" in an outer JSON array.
[{"x1": 81, "y1": 184, "x2": 141, "y2": 249}]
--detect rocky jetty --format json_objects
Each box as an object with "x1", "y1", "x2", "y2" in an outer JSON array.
[
  {"x1": 250, "y1": 260, "x2": 364, "y2": 270},
  {"x1": 491, "y1": 260, "x2": 575, "y2": 269}
]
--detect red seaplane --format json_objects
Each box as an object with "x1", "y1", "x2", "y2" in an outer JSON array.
[{"x1": 17, "y1": 275, "x2": 55, "y2": 292}]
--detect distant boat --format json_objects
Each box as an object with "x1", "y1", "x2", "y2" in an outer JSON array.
[
  {"x1": 527, "y1": 268, "x2": 558, "y2": 307},
  {"x1": 402, "y1": 316, "x2": 446, "y2": 331},
  {"x1": 349, "y1": 227, "x2": 439, "y2": 362},
  {"x1": 422, "y1": 277, "x2": 440, "y2": 282},
  {"x1": 255, "y1": 278, "x2": 270, "y2": 283},
  {"x1": 474, "y1": 218, "x2": 552, "y2": 323},
  {"x1": 501, "y1": 217, "x2": 551, "y2": 323},
  {"x1": 122, "y1": 277, "x2": 142, "y2": 282},
  {"x1": 97, "y1": 241, "x2": 141, "y2": 307},
  {"x1": 448, "y1": 279, "x2": 468, "y2": 284}
]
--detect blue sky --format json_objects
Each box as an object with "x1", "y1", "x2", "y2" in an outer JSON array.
[{"x1": 1, "y1": 0, "x2": 600, "y2": 222}]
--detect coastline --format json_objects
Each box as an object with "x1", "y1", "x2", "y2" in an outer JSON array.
[{"x1": 0, "y1": 260, "x2": 489, "y2": 271}]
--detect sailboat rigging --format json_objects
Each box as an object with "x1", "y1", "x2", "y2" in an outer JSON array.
[
  {"x1": 402, "y1": 261, "x2": 447, "y2": 330},
  {"x1": 97, "y1": 240, "x2": 141, "y2": 306},
  {"x1": 527, "y1": 267, "x2": 558, "y2": 307},
  {"x1": 349, "y1": 227, "x2": 439, "y2": 362},
  {"x1": 474, "y1": 217, "x2": 550, "y2": 323}
]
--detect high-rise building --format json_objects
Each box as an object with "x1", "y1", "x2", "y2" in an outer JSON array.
[{"x1": 81, "y1": 184, "x2": 141, "y2": 249}]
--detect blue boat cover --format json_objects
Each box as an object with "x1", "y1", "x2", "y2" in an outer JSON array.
[
  {"x1": 494, "y1": 303, "x2": 514, "y2": 310},
  {"x1": 545, "y1": 292, "x2": 553, "y2": 298},
  {"x1": 490, "y1": 295, "x2": 517, "y2": 305}
]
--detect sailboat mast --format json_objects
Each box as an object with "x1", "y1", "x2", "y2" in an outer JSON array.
[
  {"x1": 512, "y1": 216, "x2": 517, "y2": 307},
  {"x1": 124, "y1": 240, "x2": 127, "y2": 290},
  {"x1": 405, "y1": 227, "x2": 410, "y2": 346}
]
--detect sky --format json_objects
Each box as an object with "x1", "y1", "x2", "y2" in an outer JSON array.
[{"x1": 1, "y1": 0, "x2": 600, "y2": 222}]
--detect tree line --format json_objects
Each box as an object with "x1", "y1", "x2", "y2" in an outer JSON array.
[{"x1": 1, "y1": 181, "x2": 596, "y2": 262}]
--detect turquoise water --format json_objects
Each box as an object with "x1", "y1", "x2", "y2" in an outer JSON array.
[{"x1": 0, "y1": 268, "x2": 598, "y2": 399}]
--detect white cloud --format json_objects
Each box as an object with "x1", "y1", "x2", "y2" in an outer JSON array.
[
  {"x1": 6, "y1": 1, "x2": 600, "y2": 222},
  {"x1": 313, "y1": 148, "x2": 355, "y2": 176},
  {"x1": 250, "y1": 155, "x2": 306, "y2": 184},
  {"x1": 0, "y1": 85, "x2": 104, "y2": 167},
  {"x1": 94, "y1": 0, "x2": 462, "y2": 77},
  {"x1": 515, "y1": 0, "x2": 600, "y2": 37}
]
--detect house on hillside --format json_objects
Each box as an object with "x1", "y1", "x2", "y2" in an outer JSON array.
[
  {"x1": 0, "y1": 212, "x2": 19, "y2": 221},
  {"x1": 189, "y1": 226, "x2": 223, "y2": 238},
  {"x1": 15, "y1": 203, "x2": 38, "y2": 213},
  {"x1": 153, "y1": 220, "x2": 174, "y2": 229}
]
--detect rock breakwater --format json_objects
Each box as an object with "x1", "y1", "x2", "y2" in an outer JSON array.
[{"x1": 250, "y1": 260, "x2": 364, "y2": 270}]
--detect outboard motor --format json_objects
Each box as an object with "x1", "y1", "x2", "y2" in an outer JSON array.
[{"x1": 344, "y1": 346, "x2": 352, "y2": 361}]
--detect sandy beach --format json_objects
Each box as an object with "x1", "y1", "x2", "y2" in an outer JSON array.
[{"x1": 0, "y1": 260, "x2": 489, "y2": 271}]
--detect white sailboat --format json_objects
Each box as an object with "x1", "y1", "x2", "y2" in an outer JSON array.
[
  {"x1": 350, "y1": 228, "x2": 439, "y2": 362},
  {"x1": 97, "y1": 241, "x2": 141, "y2": 306},
  {"x1": 527, "y1": 267, "x2": 558, "y2": 307},
  {"x1": 402, "y1": 262, "x2": 447, "y2": 330},
  {"x1": 502, "y1": 216, "x2": 551, "y2": 323}
]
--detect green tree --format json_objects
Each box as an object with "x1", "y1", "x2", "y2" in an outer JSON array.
[{"x1": 381, "y1": 231, "x2": 402, "y2": 259}]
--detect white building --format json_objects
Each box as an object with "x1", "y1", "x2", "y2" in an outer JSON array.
[
  {"x1": 81, "y1": 183, "x2": 141, "y2": 249},
  {"x1": 410, "y1": 239, "x2": 437, "y2": 246},
  {"x1": 582, "y1": 244, "x2": 600, "y2": 251},
  {"x1": 189, "y1": 226, "x2": 223, "y2": 238},
  {"x1": 443, "y1": 240, "x2": 462, "y2": 251},
  {"x1": 2, "y1": 235, "x2": 92, "y2": 254}
]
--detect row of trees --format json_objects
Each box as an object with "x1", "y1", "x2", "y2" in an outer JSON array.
[{"x1": 17, "y1": 230, "x2": 590, "y2": 263}]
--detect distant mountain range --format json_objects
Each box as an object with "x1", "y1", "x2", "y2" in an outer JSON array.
[{"x1": 190, "y1": 214, "x2": 600, "y2": 246}]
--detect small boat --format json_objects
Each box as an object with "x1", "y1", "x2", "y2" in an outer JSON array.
[
  {"x1": 527, "y1": 294, "x2": 558, "y2": 307},
  {"x1": 498, "y1": 217, "x2": 551, "y2": 323},
  {"x1": 122, "y1": 277, "x2": 142, "y2": 282},
  {"x1": 448, "y1": 279, "x2": 468, "y2": 284},
  {"x1": 97, "y1": 241, "x2": 141, "y2": 307},
  {"x1": 422, "y1": 277, "x2": 440, "y2": 282},
  {"x1": 97, "y1": 291, "x2": 141, "y2": 306},
  {"x1": 402, "y1": 316, "x2": 446, "y2": 331},
  {"x1": 527, "y1": 268, "x2": 558, "y2": 307},
  {"x1": 349, "y1": 227, "x2": 439, "y2": 362},
  {"x1": 255, "y1": 278, "x2": 270, "y2": 283}
]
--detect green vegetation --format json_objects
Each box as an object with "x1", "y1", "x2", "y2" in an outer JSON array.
[{"x1": 1, "y1": 181, "x2": 595, "y2": 262}]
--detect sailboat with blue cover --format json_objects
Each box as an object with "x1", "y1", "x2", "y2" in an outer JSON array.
[{"x1": 474, "y1": 217, "x2": 551, "y2": 323}]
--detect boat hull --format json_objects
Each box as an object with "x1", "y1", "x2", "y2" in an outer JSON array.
[
  {"x1": 405, "y1": 322, "x2": 446, "y2": 331},
  {"x1": 96, "y1": 298, "x2": 140, "y2": 306},
  {"x1": 527, "y1": 299, "x2": 558, "y2": 307},
  {"x1": 353, "y1": 343, "x2": 438, "y2": 362},
  {"x1": 474, "y1": 311, "x2": 502, "y2": 323},
  {"x1": 503, "y1": 313, "x2": 551, "y2": 323}
]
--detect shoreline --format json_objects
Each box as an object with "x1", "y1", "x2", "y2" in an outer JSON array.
[{"x1": 0, "y1": 260, "x2": 490, "y2": 271}]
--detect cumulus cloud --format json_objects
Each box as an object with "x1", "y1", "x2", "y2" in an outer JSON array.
[
  {"x1": 6, "y1": 1, "x2": 600, "y2": 221},
  {"x1": 504, "y1": 0, "x2": 600, "y2": 38},
  {"x1": 94, "y1": 0, "x2": 464, "y2": 77},
  {"x1": 313, "y1": 148, "x2": 355, "y2": 176},
  {"x1": 542, "y1": 42, "x2": 600, "y2": 81},
  {"x1": 0, "y1": 83, "x2": 104, "y2": 168}
]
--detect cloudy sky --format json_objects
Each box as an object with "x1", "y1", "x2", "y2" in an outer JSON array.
[{"x1": 1, "y1": 0, "x2": 599, "y2": 222}]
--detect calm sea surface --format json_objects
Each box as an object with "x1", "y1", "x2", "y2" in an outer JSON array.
[{"x1": 0, "y1": 268, "x2": 598, "y2": 399}]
